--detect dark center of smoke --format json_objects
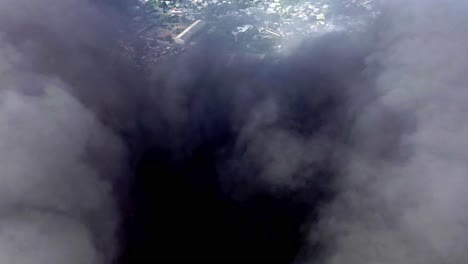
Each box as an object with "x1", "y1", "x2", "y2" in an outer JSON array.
[{"x1": 117, "y1": 32, "x2": 372, "y2": 263}]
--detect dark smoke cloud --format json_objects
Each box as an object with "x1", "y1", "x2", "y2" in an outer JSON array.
[
  {"x1": 140, "y1": 31, "x2": 375, "y2": 191},
  {"x1": 2, "y1": 0, "x2": 466, "y2": 263},
  {"x1": 129, "y1": 31, "x2": 378, "y2": 261},
  {"x1": 0, "y1": 0, "x2": 377, "y2": 262}
]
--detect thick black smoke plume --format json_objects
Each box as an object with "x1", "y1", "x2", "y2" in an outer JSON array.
[
  {"x1": 124, "y1": 31, "x2": 376, "y2": 262},
  {"x1": 1, "y1": 0, "x2": 467, "y2": 263}
]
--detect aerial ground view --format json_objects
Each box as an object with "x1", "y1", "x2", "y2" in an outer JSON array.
[{"x1": 0, "y1": 0, "x2": 467, "y2": 263}]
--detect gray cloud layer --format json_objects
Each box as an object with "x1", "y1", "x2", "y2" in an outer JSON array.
[
  {"x1": 0, "y1": 1, "x2": 126, "y2": 263},
  {"x1": 315, "y1": 1, "x2": 468, "y2": 263}
]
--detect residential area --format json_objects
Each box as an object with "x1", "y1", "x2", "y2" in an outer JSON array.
[{"x1": 122, "y1": 0, "x2": 377, "y2": 63}]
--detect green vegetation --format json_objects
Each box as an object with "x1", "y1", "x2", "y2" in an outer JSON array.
[{"x1": 145, "y1": 0, "x2": 167, "y2": 10}]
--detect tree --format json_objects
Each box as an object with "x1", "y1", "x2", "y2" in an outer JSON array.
[{"x1": 159, "y1": 1, "x2": 168, "y2": 9}]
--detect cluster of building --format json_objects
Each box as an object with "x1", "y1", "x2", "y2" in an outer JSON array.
[
  {"x1": 229, "y1": 0, "x2": 378, "y2": 53},
  {"x1": 233, "y1": 1, "x2": 332, "y2": 46},
  {"x1": 252, "y1": 1, "x2": 377, "y2": 36}
]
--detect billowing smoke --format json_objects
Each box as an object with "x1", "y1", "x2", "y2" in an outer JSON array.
[
  {"x1": 128, "y1": 22, "x2": 375, "y2": 262},
  {"x1": 316, "y1": 0, "x2": 468, "y2": 263},
  {"x1": 0, "y1": 82, "x2": 124, "y2": 264},
  {"x1": 0, "y1": 0, "x2": 129, "y2": 263},
  {"x1": 1, "y1": 0, "x2": 467, "y2": 263}
]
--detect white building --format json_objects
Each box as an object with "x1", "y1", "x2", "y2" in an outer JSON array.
[{"x1": 174, "y1": 20, "x2": 206, "y2": 45}]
